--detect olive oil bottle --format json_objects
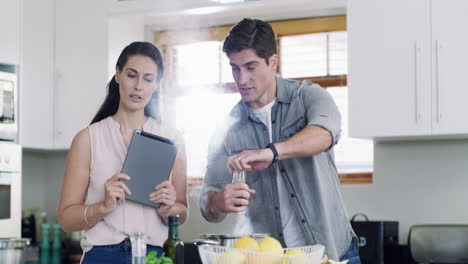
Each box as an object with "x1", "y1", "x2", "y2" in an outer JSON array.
[{"x1": 163, "y1": 215, "x2": 184, "y2": 264}]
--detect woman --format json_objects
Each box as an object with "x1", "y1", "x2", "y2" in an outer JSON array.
[{"x1": 57, "y1": 42, "x2": 187, "y2": 263}]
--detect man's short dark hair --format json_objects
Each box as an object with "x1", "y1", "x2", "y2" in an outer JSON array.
[{"x1": 223, "y1": 18, "x2": 277, "y2": 65}]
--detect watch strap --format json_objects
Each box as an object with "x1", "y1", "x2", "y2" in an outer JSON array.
[{"x1": 266, "y1": 143, "x2": 279, "y2": 164}]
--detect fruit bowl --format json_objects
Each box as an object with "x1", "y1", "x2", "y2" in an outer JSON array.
[{"x1": 198, "y1": 244, "x2": 325, "y2": 264}]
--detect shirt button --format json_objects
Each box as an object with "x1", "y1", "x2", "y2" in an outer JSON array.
[
  {"x1": 124, "y1": 240, "x2": 131, "y2": 246},
  {"x1": 275, "y1": 206, "x2": 279, "y2": 210},
  {"x1": 291, "y1": 194, "x2": 295, "y2": 198},
  {"x1": 280, "y1": 168, "x2": 285, "y2": 173},
  {"x1": 301, "y1": 219, "x2": 306, "y2": 223},
  {"x1": 278, "y1": 233, "x2": 283, "y2": 237}
]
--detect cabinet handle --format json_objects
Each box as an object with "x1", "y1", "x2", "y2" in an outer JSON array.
[
  {"x1": 414, "y1": 41, "x2": 420, "y2": 123},
  {"x1": 436, "y1": 40, "x2": 441, "y2": 123}
]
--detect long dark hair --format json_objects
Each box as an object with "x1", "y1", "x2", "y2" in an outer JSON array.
[{"x1": 90, "y1": 41, "x2": 165, "y2": 125}]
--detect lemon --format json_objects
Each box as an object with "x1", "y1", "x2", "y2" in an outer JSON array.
[
  {"x1": 259, "y1": 236, "x2": 283, "y2": 255},
  {"x1": 285, "y1": 249, "x2": 305, "y2": 255},
  {"x1": 213, "y1": 250, "x2": 246, "y2": 264},
  {"x1": 235, "y1": 236, "x2": 260, "y2": 251}
]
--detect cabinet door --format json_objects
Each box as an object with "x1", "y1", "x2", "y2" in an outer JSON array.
[
  {"x1": 431, "y1": 0, "x2": 468, "y2": 135},
  {"x1": 54, "y1": 0, "x2": 109, "y2": 149},
  {"x1": 20, "y1": 0, "x2": 55, "y2": 148},
  {"x1": 348, "y1": 0, "x2": 431, "y2": 138},
  {"x1": 0, "y1": 0, "x2": 20, "y2": 64}
]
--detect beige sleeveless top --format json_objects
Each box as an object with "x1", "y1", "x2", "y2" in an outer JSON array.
[{"x1": 82, "y1": 116, "x2": 179, "y2": 249}]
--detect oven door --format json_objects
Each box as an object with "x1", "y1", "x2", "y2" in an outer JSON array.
[
  {"x1": 0, "y1": 173, "x2": 21, "y2": 238},
  {"x1": 0, "y1": 178, "x2": 12, "y2": 220},
  {"x1": 0, "y1": 142, "x2": 22, "y2": 238}
]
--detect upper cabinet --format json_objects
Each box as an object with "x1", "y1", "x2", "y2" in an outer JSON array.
[
  {"x1": 21, "y1": 0, "x2": 55, "y2": 148},
  {"x1": 53, "y1": 0, "x2": 109, "y2": 149},
  {"x1": 430, "y1": 0, "x2": 468, "y2": 135},
  {"x1": 348, "y1": 0, "x2": 468, "y2": 139},
  {"x1": 0, "y1": 0, "x2": 20, "y2": 64},
  {"x1": 20, "y1": 0, "x2": 109, "y2": 149}
]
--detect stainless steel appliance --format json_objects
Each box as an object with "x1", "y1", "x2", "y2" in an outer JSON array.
[
  {"x1": 409, "y1": 225, "x2": 468, "y2": 263},
  {"x1": 0, "y1": 63, "x2": 18, "y2": 141},
  {"x1": 0, "y1": 238, "x2": 30, "y2": 264},
  {"x1": 0, "y1": 142, "x2": 22, "y2": 238}
]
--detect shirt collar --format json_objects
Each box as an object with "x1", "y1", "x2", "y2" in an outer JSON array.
[
  {"x1": 236, "y1": 75, "x2": 291, "y2": 124},
  {"x1": 275, "y1": 75, "x2": 291, "y2": 103}
]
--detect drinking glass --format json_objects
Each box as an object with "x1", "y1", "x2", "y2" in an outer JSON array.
[
  {"x1": 130, "y1": 232, "x2": 146, "y2": 264},
  {"x1": 232, "y1": 170, "x2": 246, "y2": 214},
  {"x1": 232, "y1": 170, "x2": 245, "y2": 184}
]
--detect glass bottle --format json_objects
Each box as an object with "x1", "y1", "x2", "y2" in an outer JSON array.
[
  {"x1": 163, "y1": 215, "x2": 184, "y2": 264},
  {"x1": 40, "y1": 223, "x2": 50, "y2": 264},
  {"x1": 51, "y1": 224, "x2": 61, "y2": 264},
  {"x1": 130, "y1": 232, "x2": 146, "y2": 264},
  {"x1": 232, "y1": 170, "x2": 246, "y2": 214}
]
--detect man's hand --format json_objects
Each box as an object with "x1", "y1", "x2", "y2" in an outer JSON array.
[
  {"x1": 208, "y1": 182, "x2": 255, "y2": 215},
  {"x1": 227, "y1": 148, "x2": 274, "y2": 173}
]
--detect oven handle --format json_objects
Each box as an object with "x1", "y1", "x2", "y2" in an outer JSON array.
[{"x1": 0, "y1": 176, "x2": 13, "y2": 185}]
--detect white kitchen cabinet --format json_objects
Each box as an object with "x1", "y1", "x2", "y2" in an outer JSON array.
[
  {"x1": 0, "y1": 0, "x2": 20, "y2": 65},
  {"x1": 53, "y1": 0, "x2": 109, "y2": 149},
  {"x1": 20, "y1": 0, "x2": 55, "y2": 149},
  {"x1": 430, "y1": 0, "x2": 468, "y2": 135},
  {"x1": 20, "y1": 0, "x2": 109, "y2": 149},
  {"x1": 348, "y1": 0, "x2": 468, "y2": 139}
]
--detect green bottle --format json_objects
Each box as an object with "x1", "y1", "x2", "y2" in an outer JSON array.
[
  {"x1": 51, "y1": 224, "x2": 61, "y2": 264},
  {"x1": 163, "y1": 215, "x2": 184, "y2": 264},
  {"x1": 40, "y1": 223, "x2": 50, "y2": 264}
]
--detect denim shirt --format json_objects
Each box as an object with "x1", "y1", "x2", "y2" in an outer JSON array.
[{"x1": 199, "y1": 76, "x2": 356, "y2": 260}]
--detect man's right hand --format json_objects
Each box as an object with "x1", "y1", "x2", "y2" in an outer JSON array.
[{"x1": 207, "y1": 182, "x2": 256, "y2": 219}]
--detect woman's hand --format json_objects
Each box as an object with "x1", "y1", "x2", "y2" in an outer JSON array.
[
  {"x1": 103, "y1": 173, "x2": 132, "y2": 213},
  {"x1": 150, "y1": 180, "x2": 176, "y2": 214}
]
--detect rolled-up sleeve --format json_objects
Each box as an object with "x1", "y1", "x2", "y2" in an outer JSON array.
[
  {"x1": 301, "y1": 82, "x2": 342, "y2": 148},
  {"x1": 198, "y1": 129, "x2": 231, "y2": 221}
]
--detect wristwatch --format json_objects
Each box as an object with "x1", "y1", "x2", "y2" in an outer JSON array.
[{"x1": 266, "y1": 143, "x2": 279, "y2": 164}]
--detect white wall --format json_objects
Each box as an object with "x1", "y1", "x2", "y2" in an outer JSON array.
[
  {"x1": 108, "y1": 15, "x2": 145, "y2": 79},
  {"x1": 341, "y1": 139, "x2": 468, "y2": 245},
  {"x1": 22, "y1": 150, "x2": 67, "y2": 223}
]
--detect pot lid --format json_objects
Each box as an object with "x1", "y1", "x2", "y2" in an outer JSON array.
[{"x1": 0, "y1": 238, "x2": 31, "y2": 249}]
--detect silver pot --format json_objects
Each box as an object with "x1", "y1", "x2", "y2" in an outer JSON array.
[
  {"x1": 0, "y1": 238, "x2": 31, "y2": 264},
  {"x1": 200, "y1": 233, "x2": 269, "y2": 247}
]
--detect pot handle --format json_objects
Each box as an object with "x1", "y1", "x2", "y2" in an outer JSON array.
[{"x1": 351, "y1": 213, "x2": 369, "y2": 222}]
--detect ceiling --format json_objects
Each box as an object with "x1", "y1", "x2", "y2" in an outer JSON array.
[{"x1": 109, "y1": 0, "x2": 347, "y2": 31}]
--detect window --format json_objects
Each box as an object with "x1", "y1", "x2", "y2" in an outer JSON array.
[
  {"x1": 155, "y1": 16, "x2": 373, "y2": 184},
  {"x1": 328, "y1": 87, "x2": 373, "y2": 173},
  {"x1": 279, "y1": 31, "x2": 372, "y2": 174},
  {"x1": 281, "y1": 33, "x2": 328, "y2": 78},
  {"x1": 174, "y1": 41, "x2": 221, "y2": 86},
  {"x1": 175, "y1": 92, "x2": 240, "y2": 179}
]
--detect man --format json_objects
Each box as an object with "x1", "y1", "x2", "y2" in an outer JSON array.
[{"x1": 199, "y1": 18, "x2": 360, "y2": 263}]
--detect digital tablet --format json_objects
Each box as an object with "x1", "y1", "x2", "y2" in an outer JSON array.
[{"x1": 121, "y1": 130, "x2": 177, "y2": 208}]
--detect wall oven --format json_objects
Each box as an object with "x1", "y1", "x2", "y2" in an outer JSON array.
[
  {"x1": 0, "y1": 142, "x2": 21, "y2": 238},
  {"x1": 0, "y1": 63, "x2": 18, "y2": 141}
]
